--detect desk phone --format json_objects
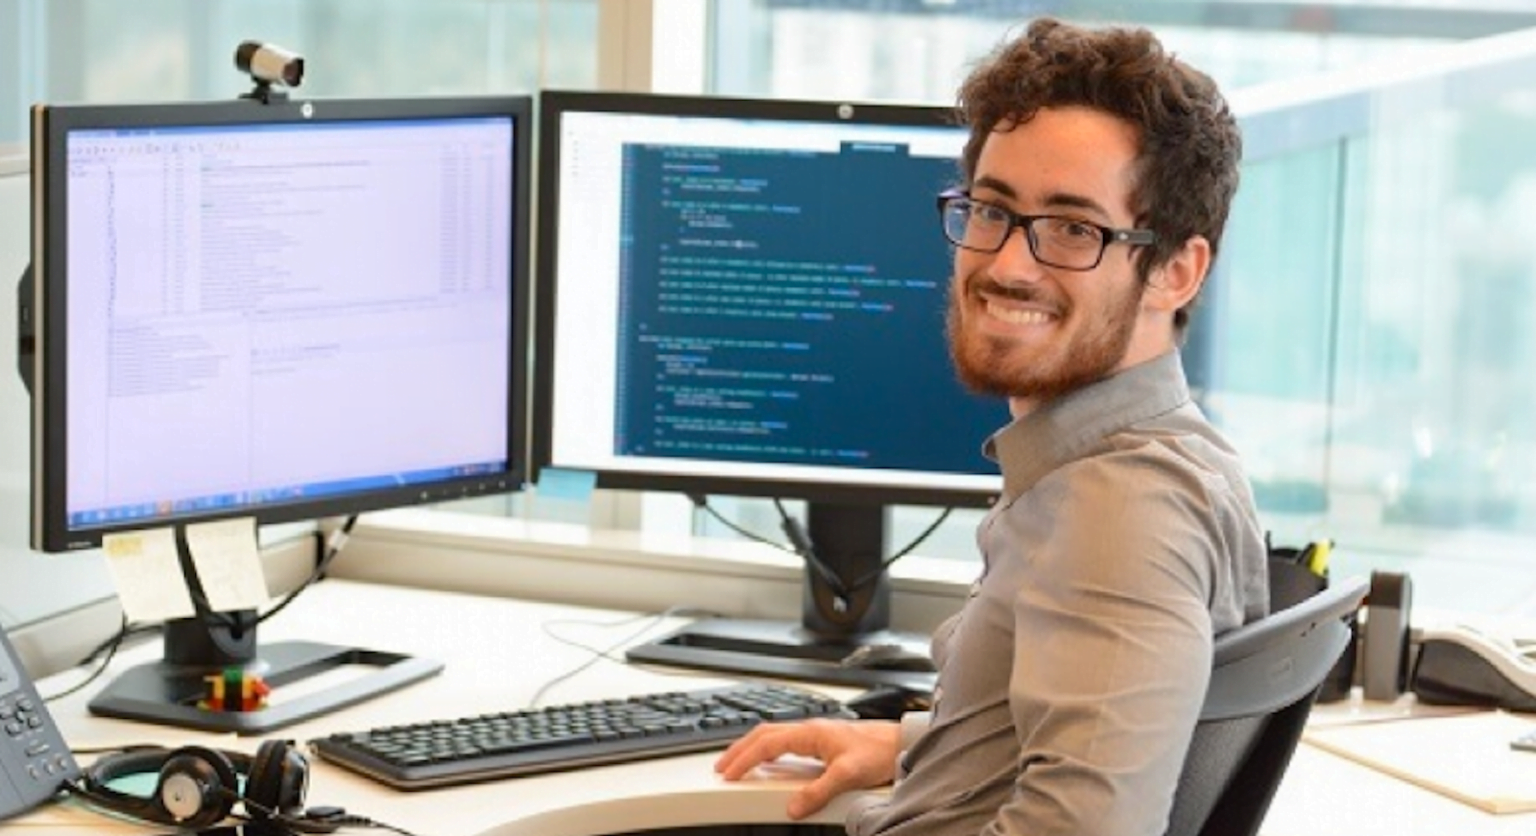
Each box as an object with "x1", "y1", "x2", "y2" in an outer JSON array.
[
  {"x1": 0, "y1": 627, "x2": 79, "y2": 820},
  {"x1": 1411, "y1": 624, "x2": 1536, "y2": 712}
]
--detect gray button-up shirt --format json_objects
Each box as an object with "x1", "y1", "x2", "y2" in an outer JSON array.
[{"x1": 850, "y1": 350, "x2": 1269, "y2": 836}]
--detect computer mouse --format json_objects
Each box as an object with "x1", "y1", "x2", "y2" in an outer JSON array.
[
  {"x1": 843, "y1": 685, "x2": 934, "y2": 720},
  {"x1": 840, "y1": 642, "x2": 937, "y2": 673},
  {"x1": 1409, "y1": 624, "x2": 1536, "y2": 712}
]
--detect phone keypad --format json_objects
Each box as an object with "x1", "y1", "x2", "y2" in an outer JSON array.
[
  {"x1": 0, "y1": 632, "x2": 80, "y2": 819},
  {"x1": 2, "y1": 693, "x2": 75, "y2": 782}
]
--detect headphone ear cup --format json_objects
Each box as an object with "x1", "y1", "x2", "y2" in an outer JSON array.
[
  {"x1": 246, "y1": 739, "x2": 310, "y2": 818},
  {"x1": 155, "y1": 746, "x2": 240, "y2": 830},
  {"x1": 82, "y1": 747, "x2": 179, "y2": 825}
]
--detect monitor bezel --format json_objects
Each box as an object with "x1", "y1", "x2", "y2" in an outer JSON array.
[
  {"x1": 531, "y1": 89, "x2": 1000, "y2": 511},
  {"x1": 29, "y1": 95, "x2": 535, "y2": 552}
]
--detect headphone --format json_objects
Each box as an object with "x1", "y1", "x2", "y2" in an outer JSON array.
[{"x1": 79, "y1": 739, "x2": 335, "y2": 832}]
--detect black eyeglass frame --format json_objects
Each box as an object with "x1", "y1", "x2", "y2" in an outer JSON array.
[{"x1": 936, "y1": 188, "x2": 1157, "y2": 271}]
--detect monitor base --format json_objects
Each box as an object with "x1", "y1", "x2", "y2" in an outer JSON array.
[
  {"x1": 626, "y1": 617, "x2": 936, "y2": 693},
  {"x1": 87, "y1": 640, "x2": 442, "y2": 734}
]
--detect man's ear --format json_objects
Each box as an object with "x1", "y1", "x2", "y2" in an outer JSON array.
[{"x1": 1145, "y1": 235, "x2": 1210, "y2": 313}]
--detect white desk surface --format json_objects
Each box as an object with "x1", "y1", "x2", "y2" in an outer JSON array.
[{"x1": 11, "y1": 579, "x2": 1536, "y2": 836}]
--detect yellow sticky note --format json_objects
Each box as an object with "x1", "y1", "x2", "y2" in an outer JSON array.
[{"x1": 102, "y1": 528, "x2": 196, "y2": 622}]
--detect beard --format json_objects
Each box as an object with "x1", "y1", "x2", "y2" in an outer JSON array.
[{"x1": 946, "y1": 271, "x2": 1143, "y2": 402}]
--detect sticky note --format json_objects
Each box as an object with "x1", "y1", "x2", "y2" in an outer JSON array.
[
  {"x1": 185, "y1": 517, "x2": 271, "y2": 612},
  {"x1": 535, "y1": 467, "x2": 598, "y2": 501},
  {"x1": 102, "y1": 528, "x2": 196, "y2": 622}
]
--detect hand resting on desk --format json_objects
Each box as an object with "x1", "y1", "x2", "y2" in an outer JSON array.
[{"x1": 714, "y1": 719, "x2": 900, "y2": 820}]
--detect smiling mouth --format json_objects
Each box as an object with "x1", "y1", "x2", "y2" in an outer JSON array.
[{"x1": 983, "y1": 299, "x2": 1057, "y2": 326}]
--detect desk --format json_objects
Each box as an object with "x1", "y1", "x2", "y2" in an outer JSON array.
[{"x1": 8, "y1": 579, "x2": 1534, "y2": 836}]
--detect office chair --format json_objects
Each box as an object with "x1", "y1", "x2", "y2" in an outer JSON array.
[{"x1": 1162, "y1": 574, "x2": 1369, "y2": 836}]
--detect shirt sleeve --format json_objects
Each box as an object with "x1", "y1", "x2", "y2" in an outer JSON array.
[
  {"x1": 894, "y1": 711, "x2": 932, "y2": 779},
  {"x1": 987, "y1": 449, "x2": 1221, "y2": 836}
]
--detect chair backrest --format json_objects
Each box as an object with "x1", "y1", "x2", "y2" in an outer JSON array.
[{"x1": 1162, "y1": 575, "x2": 1368, "y2": 836}]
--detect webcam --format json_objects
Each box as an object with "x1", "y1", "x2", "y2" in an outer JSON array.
[{"x1": 235, "y1": 40, "x2": 304, "y2": 90}]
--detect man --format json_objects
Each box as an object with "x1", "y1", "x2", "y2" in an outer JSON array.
[{"x1": 715, "y1": 17, "x2": 1269, "y2": 836}]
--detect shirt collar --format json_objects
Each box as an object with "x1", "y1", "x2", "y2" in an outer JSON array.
[{"x1": 985, "y1": 351, "x2": 1192, "y2": 500}]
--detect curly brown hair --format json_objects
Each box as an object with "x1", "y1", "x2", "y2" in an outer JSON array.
[{"x1": 956, "y1": 18, "x2": 1242, "y2": 332}]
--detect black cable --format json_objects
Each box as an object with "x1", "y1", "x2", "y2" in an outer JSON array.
[
  {"x1": 687, "y1": 493, "x2": 797, "y2": 554},
  {"x1": 258, "y1": 515, "x2": 358, "y2": 626},
  {"x1": 689, "y1": 493, "x2": 954, "y2": 602},
  {"x1": 238, "y1": 792, "x2": 422, "y2": 836},
  {"x1": 41, "y1": 613, "x2": 131, "y2": 703},
  {"x1": 174, "y1": 525, "x2": 240, "y2": 632},
  {"x1": 768, "y1": 499, "x2": 952, "y2": 600},
  {"x1": 847, "y1": 506, "x2": 952, "y2": 592},
  {"x1": 772, "y1": 498, "x2": 855, "y2": 599},
  {"x1": 66, "y1": 743, "x2": 166, "y2": 757},
  {"x1": 80, "y1": 621, "x2": 161, "y2": 664},
  {"x1": 686, "y1": 493, "x2": 851, "y2": 597}
]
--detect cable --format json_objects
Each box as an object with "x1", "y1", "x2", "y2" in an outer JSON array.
[
  {"x1": 539, "y1": 606, "x2": 718, "y2": 661},
  {"x1": 41, "y1": 613, "x2": 132, "y2": 703},
  {"x1": 690, "y1": 493, "x2": 953, "y2": 610},
  {"x1": 848, "y1": 506, "x2": 953, "y2": 592},
  {"x1": 686, "y1": 493, "x2": 851, "y2": 598},
  {"x1": 81, "y1": 620, "x2": 162, "y2": 664},
  {"x1": 772, "y1": 498, "x2": 856, "y2": 600},
  {"x1": 258, "y1": 515, "x2": 358, "y2": 626},
  {"x1": 527, "y1": 609, "x2": 691, "y2": 707},
  {"x1": 687, "y1": 493, "x2": 798, "y2": 555},
  {"x1": 238, "y1": 792, "x2": 422, "y2": 836}
]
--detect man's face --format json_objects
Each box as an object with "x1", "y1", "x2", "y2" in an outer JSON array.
[{"x1": 947, "y1": 106, "x2": 1155, "y2": 411}]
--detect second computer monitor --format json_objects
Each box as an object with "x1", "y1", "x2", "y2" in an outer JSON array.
[
  {"x1": 534, "y1": 90, "x2": 1005, "y2": 507},
  {"x1": 534, "y1": 91, "x2": 1007, "y2": 686}
]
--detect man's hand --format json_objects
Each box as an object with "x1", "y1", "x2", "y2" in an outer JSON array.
[{"x1": 714, "y1": 718, "x2": 901, "y2": 819}]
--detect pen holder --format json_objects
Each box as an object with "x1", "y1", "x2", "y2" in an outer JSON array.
[{"x1": 1268, "y1": 545, "x2": 1357, "y2": 703}]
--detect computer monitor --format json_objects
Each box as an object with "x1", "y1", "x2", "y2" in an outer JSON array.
[
  {"x1": 533, "y1": 90, "x2": 1006, "y2": 689},
  {"x1": 24, "y1": 94, "x2": 533, "y2": 731}
]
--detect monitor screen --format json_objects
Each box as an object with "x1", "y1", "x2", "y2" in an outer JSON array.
[
  {"x1": 25, "y1": 94, "x2": 533, "y2": 732},
  {"x1": 29, "y1": 96, "x2": 533, "y2": 553},
  {"x1": 533, "y1": 90, "x2": 1005, "y2": 688},
  {"x1": 534, "y1": 90, "x2": 1006, "y2": 509}
]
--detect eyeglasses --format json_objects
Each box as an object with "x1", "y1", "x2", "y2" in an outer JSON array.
[{"x1": 936, "y1": 189, "x2": 1157, "y2": 271}]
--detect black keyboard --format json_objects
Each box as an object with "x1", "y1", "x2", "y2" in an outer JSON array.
[{"x1": 308, "y1": 682, "x2": 854, "y2": 790}]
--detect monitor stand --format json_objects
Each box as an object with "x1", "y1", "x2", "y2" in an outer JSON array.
[
  {"x1": 626, "y1": 502, "x2": 937, "y2": 693},
  {"x1": 88, "y1": 528, "x2": 442, "y2": 734},
  {"x1": 88, "y1": 615, "x2": 443, "y2": 734}
]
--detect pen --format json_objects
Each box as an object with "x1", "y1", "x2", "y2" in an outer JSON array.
[{"x1": 1307, "y1": 539, "x2": 1333, "y2": 577}]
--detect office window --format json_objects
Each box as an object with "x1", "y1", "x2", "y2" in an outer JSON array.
[
  {"x1": 707, "y1": 0, "x2": 1460, "y2": 102},
  {"x1": 0, "y1": 0, "x2": 598, "y2": 145}
]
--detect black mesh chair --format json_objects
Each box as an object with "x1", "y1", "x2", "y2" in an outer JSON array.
[{"x1": 1162, "y1": 574, "x2": 1368, "y2": 836}]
